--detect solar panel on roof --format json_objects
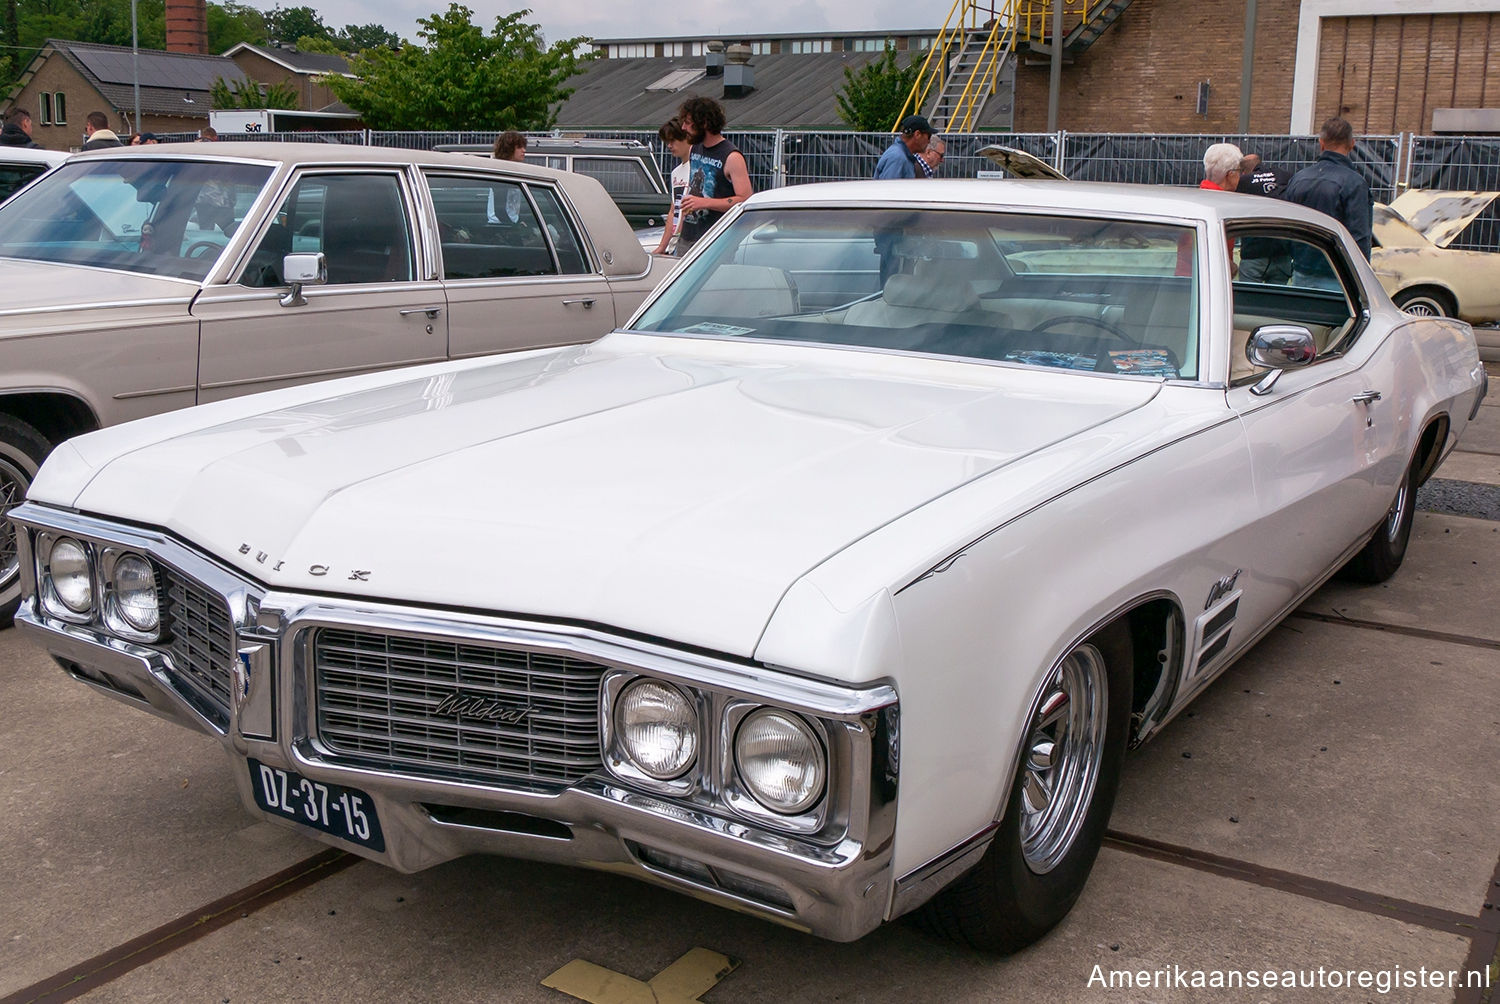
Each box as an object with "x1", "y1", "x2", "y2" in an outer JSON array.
[{"x1": 71, "y1": 45, "x2": 246, "y2": 89}]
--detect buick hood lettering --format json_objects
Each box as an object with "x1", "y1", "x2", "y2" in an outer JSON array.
[{"x1": 433, "y1": 693, "x2": 535, "y2": 724}]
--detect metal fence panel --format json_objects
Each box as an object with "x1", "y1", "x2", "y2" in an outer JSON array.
[
  {"x1": 1060, "y1": 133, "x2": 1402, "y2": 203},
  {"x1": 1404, "y1": 135, "x2": 1500, "y2": 251}
]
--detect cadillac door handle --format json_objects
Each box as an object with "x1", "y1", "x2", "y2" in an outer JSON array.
[
  {"x1": 562, "y1": 297, "x2": 596, "y2": 309},
  {"x1": 399, "y1": 306, "x2": 443, "y2": 319},
  {"x1": 1353, "y1": 389, "x2": 1381, "y2": 426}
]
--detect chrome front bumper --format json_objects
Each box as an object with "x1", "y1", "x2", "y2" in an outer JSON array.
[{"x1": 13, "y1": 512, "x2": 898, "y2": 942}]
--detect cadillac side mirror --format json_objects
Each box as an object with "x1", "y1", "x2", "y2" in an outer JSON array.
[
  {"x1": 280, "y1": 252, "x2": 327, "y2": 307},
  {"x1": 1247, "y1": 324, "x2": 1316, "y2": 396}
]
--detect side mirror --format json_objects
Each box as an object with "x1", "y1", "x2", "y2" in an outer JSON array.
[
  {"x1": 1247, "y1": 324, "x2": 1317, "y2": 396},
  {"x1": 279, "y1": 252, "x2": 327, "y2": 307}
]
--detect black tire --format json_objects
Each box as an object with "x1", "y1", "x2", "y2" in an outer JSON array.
[
  {"x1": 0, "y1": 415, "x2": 52, "y2": 628},
  {"x1": 1393, "y1": 286, "x2": 1456, "y2": 319},
  {"x1": 919, "y1": 623, "x2": 1132, "y2": 953},
  {"x1": 1341, "y1": 453, "x2": 1419, "y2": 584}
]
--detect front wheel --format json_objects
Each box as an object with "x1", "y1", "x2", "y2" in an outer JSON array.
[
  {"x1": 1, "y1": 415, "x2": 53, "y2": 628},
  {"x1": 919, "y1": 623, "x2": 1132, "y2": 952},
  {"x1": 1341, "y1": 453, "x2": 1419, "y2": 583}
]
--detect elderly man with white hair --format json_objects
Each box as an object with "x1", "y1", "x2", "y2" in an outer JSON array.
[
  {"x1": 1175, "y1": 142, "x2": 1245, "y2": 275},
  {"x1": 1199, "y1": 142, "x2": 1244, "y2": 193}
]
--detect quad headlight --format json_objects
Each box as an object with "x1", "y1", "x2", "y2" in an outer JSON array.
[
  {"x1": 105, "y1": 552, "x2": 160, "y2": 636},
  {"x1": 734, "y1": 708, "x2": 827, "y2": 815},
  {"x1": 42, "y1": 536, "x2": 93, "y2": 618},
  {"x1": 614, "y1": 678, "x2": 699, "y2": 780}
]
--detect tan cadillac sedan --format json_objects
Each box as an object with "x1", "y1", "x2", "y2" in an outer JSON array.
[{"x1": 0, "y1": 142, "x2": 672, "y2": 624}]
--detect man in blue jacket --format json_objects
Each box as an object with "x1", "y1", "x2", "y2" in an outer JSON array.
[
  {"x1": 1283, "y1": 117, "x2": 1372, "y2": 286},
  {"x1": 874, "y1": 115, "x2": 933, "y2": 179}
]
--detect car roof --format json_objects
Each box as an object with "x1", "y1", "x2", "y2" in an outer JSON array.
[
  {"x1": 0, "y1": 147, "x2": 69, "y2": 166},
  {"x1": 747, "y1": 178, "x2": 1350, "y2": 229},
  {"x1": 69, "y1": 141, "x2": 567, "y2": 179}
]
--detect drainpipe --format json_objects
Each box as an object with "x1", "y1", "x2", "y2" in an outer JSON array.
[
  {"x1": 1047, "y1": 0, "x2": 1062, "y2": 132},
  {"x1": 1240, "y1": 0, "x2": 1257, "y2": 133}
]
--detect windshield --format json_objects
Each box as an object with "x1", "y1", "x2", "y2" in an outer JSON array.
[
  {"x1": 0, "y1": 158, "x2": 273, "y2": 281},
  {"x1": 633, "y1": 207, "x2": 1201, "y2": 380}
]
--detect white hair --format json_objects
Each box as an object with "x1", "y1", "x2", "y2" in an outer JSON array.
[{"x1": 1202, "y1": 143, "x2": 1245, "y2": 185}]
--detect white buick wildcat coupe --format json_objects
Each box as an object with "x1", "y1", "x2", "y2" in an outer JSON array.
[{"x1": 11, "y1": 180, "x2": 1486, "y2": 950}]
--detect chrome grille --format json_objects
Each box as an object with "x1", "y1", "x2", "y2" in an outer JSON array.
[
  {"x1": 163, "y1": 568, "x2": 235, "y2": 725},
  {"x1": 313, "y1": 628, "x2": 605, "y2": 787}
]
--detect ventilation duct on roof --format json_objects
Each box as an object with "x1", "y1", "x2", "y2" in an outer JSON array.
[
  {"x1": 705, "y1": 40, "x2": 725, "y2": 77},
  {"x1": 724, "y1": 44, "x2": 753, "y2": 98}
]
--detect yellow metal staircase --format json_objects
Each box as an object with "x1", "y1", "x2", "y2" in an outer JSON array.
[{"x1": 895, "y1": 0, "x2": 1135, "y2": 132}]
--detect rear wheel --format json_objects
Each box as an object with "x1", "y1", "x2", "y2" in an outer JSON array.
[
  {"x1": 1393, "y1": 286, "x2": 1456, "y2": 318},
  {"x1": 920, "y1": 623, "x2": 1132, "y2": 952},
  {"x1": 1342, "y1": 453, "x2": 1419, "y2": 583},
  {"x1": 0, "y1": 415, "x2": 52, "y2": 628}
]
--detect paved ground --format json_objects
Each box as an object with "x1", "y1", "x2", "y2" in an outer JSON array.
[{"x1": 2, "y1": 365, "x2": 1497, "y2": 1004}]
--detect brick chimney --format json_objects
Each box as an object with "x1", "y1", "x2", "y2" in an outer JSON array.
[{"x1": 165, "y1": 0, "x2": 208, "y2": 54}]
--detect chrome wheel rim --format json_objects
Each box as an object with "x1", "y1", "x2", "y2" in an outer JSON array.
[
  {"x1": 1385, "y1": 474, "x2": 1410, "y2": 543},
  {"x1": 1019, "y1": 643, "x2": 1109, "y2": 874},
  {"x1": 1400, "y1": 297, "x2": 1443, "y2": 317},
  {"x1": 0, "y1": 452, "x2": 29, "y2": 593}
]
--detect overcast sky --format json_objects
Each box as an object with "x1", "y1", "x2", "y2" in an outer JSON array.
[{"x1": 307, "y1": 0, "x2": 947, "y2": 47}]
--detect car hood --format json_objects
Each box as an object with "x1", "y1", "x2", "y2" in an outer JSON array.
[
  {"x1": 978, "y1": 144, "x2": 1068, "y2": 180},
  {"x1": 0, "y1": 258, "x2": 196, "y2": 314},
  {"x1": 1382, "y1": 190, "x2": 1500, "y2": 248},
  {"x1": 51, "y1": 334, "x2": 1160, "y2": 656}
]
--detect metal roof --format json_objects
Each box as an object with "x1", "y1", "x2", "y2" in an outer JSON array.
[
  {"x1": 49, "y1": 39, "x2": 249, "y2": 118},
  {"x1": 555, "y1": 51, "x2": 1013, "y2": 130},
  {"x1": 226, "y1": 43, "x2": 352, "y2": 76}
]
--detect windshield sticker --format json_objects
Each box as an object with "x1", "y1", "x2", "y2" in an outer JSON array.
[
  {"x1": 1005, "y1": 350, "x2": 1097, "y2": 371},
  {"x1": 1108, "y1": 349, "x2": 1180, "y2": 378},
  {"x1": 677, "y1": 322, "x2": 757, "y2": 336}
]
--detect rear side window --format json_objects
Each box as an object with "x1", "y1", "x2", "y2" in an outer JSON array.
[
  {"x1": 0, "y1": 163, "x2": 47, "y2": 202},
  {"x1": 572, "y1": 157, "x2": 659, "y2": 195},
  {"x1": 528, "y1": 186, "x2": 590, "y2": 275},
  {"x1": 426, "y1": 174, "x2": 559, "y2": 279}
]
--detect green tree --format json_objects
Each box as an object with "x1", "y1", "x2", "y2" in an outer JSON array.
[
  {"x1": 207, "y1": 2, "x2": 268, "y2": 52},
  {"x1": 210, "y1": 75, "x2": 298, "y2": 109},
  {"x1": 325, "y1": 5, "x2": 590, "y2": 131},
  {"x1": 294, "y1": 34, "x2": 341, "y2": 55},
  {"x1": 835, "y1": 46, "x2": 921, "y2": 132},
  {"x1": 336, "y1": 22, "x2": 402, "y2": 53},
  {"x1": 264, "y1": 4, "x2": 332, "y2": 46}
]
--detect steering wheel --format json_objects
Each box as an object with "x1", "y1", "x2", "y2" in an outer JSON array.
[
  {"x1": 184, "y1": 240, "x2": 224, "y2": 259},
  {"x1": 1031, "y1": 313, "x2": 1140, "y2": 346}
]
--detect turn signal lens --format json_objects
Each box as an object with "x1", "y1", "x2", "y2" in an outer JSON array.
[{"x1": 615, "y1": 679, "x2": 698, "y2": 780}]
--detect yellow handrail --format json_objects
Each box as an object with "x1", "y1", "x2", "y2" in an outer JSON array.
[{"x1": 893, "y1": 0, "x2": 969, "y2": 130}]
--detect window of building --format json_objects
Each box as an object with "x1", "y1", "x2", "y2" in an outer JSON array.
[
  {"x1": 663, "y1": 42, "x2": 685, "y2": 57},
  {"x1": 690, "y1": 42, "x2": 704, "y2": 56},
  {"x1": 912, "y1": 36, "x2": 934, "y2": 50},
  {"x1": 38, "y1": 93, "x2": 52, "y2": 125},
  {"x1": 789, "y1": 39, "x2": 833, "y2": 54},
  {"x1": 608, "y1": 43, "x2": 649, "y2": 58},
  {"x1": 749, "y1": 41, "x2": 771, "y2": 55},
  {"x1": 53, "y1": 93, "x2": 65, "y2": 124},
  {"x1": 852, "y1": 38, "x2": 894, "y2": 52}
]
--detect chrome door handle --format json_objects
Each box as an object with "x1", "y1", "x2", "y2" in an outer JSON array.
[
  {"x1": 1351, "y1": 390, "x2": 1382, "y2": 404},
  {"x1": 562, "y1": 297, "x2": 596, "y2": 308},
  {"x1": 399, "y1": 306, "x2": 443, "y2": 318}
]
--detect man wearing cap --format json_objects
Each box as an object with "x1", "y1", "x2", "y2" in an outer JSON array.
[{"x1": 874, "y1": 115, "x2": 933, "y2": 180}]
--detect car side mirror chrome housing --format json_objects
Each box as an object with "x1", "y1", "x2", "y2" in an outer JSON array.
[
  {"x1": 1247, "y1": 324, "x2": 1317, "y2": 396},
  {"x1": 279, "y1": 252, "x2": 327, "y2": 308}
]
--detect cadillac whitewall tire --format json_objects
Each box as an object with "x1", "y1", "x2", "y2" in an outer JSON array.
[
  {"x1": 920, "y1": 623, "x2": 1132, "y2": 953},
  {"x1": 0, "y1": 416, "x2": 51, "y2": 629}
]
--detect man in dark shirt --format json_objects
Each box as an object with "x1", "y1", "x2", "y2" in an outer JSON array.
[
  {"x1": 1236, "y1": 153, "x2": 1293, "y2": 284},
  {"x1": 1282, "y1": 117, "x2": 1373, "y2": 287},
  {"x1": 0, "y1": 109, "x2": 40, "y2": 148},
  {"x1": 677, "y1": 96, "x2": 752, "y2": 251}
]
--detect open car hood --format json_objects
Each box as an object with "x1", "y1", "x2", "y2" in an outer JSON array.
[
  {"x1": 1383, "y1": 190, "x2": 1500, "y2": 248},
  {"x1": 978, "y1": 145, "x2": 1068, "y2": 181}
]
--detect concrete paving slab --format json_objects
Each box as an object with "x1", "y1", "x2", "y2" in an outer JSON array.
[
  {"x1": 75, "y1": 846, "x2": 1477, "y2": 1003},
  {"x1": 0, "y1": 632, "x2": 322, "y2": 996},
  {"x1": 1113, "y1": 619, "x2": 1500, "y2": 916},
  {"x1": 1435, "y1": 449, "x2": 1500, "y2": 487},
  {"x1": 1464, "y1": 400, "x2": 1500, "y2": 455},
  {"x1": 1304, "y1": 513, "x2": 1500, "y2": 642}
]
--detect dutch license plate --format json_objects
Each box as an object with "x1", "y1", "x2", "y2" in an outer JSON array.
[{"x1": 249, "y1": 758, "x2": 386, "y2": 853}]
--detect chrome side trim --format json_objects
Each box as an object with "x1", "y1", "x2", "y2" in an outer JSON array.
[{"x1": 888, "y1": 823, "x2": 998, "y2": 920}]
